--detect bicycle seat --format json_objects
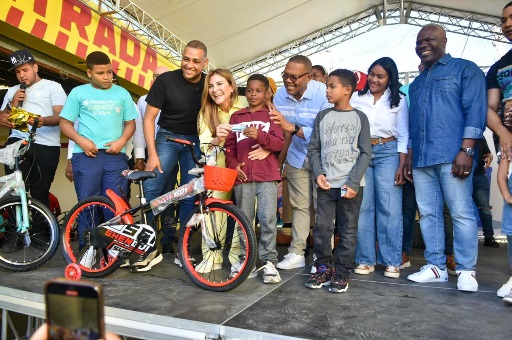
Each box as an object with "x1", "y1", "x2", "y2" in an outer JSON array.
[{"x1": 121, "y1": 170, "x2": 157, "y2": 181}]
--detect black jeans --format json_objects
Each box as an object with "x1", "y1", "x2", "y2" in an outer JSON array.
[
  {"x1": 313, "y1": 187, "x2": 363, "y2": 279},
  {"x1": 4, "y1": 138, "x2": 60, "y2": 208}
]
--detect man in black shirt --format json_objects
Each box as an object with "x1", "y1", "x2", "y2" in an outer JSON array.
[{"x1": 131, "y1": 40, "x2": 208, "y2": 272}]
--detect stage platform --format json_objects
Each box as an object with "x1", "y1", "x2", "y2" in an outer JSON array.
[{"x1": 1, "y1": 240, "x2": 512, "y2": 340}]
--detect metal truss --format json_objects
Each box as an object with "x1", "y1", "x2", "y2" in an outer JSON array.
[
  {"x1": 78, "y1": 0, "x2": 186, "y2": 68},
  {"x1": 230, "y1": 1, "x2": 508, "y2": 84}
]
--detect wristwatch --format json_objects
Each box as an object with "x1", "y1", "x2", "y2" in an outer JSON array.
[
  {"x1": 5, "y1": 102, "x2": 12, "y2": 111},
  {"x1": 460, "y1": 147, "x2": 474, "y2": 157},
  {"x1": 291, "y1": 124, "x2": 300, "y2": 136}
]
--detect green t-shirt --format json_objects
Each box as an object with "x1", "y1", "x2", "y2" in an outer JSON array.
[{"x1": 60, "y1": 84, "x2": 138, "y2": 153}]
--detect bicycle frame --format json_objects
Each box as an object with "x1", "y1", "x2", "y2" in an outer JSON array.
[{"x1": 0, "y1": 118, "x2": 39, "y2": 242}]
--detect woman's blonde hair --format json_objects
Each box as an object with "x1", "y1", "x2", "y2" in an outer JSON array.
[{"x1": 198, "y1": 69, "x2": 238, "y2": 137}]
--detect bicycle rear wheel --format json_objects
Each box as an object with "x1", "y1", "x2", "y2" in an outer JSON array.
[
  {"x1": 61, "y1": 196, "x2": 121, "y2": 278},
  {"x1": 179, "y1": 202, "x2": 257, "y2": 292},
  {"x1": 0, "y1": 196, "x2": 59, "y2": 271}
]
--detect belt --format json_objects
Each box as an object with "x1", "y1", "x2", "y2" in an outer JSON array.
[{"x1": 370, "y1": 136, "x2": 396, "y2": 145}]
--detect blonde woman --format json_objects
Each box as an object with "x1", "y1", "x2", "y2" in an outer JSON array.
[{"x1": 196, "y1": 69, "x2": 269, "y2": 273}]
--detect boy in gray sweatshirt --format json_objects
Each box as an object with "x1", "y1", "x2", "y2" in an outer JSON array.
[{"x1": 306, "y1": 69, "x2": 371, "y2": 293}]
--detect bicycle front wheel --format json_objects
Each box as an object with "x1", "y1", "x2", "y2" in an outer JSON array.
[
  {"x1": 179, "y1": 202, "x2": 257, "y2": 292},
  {"x1": 0, "y1": 196, "x2": 59, "y2": 271},
  {"x1": 61, "y1": 196, "x2": 121, "y2": 278}
]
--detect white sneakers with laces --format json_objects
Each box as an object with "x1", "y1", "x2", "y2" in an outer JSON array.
[
  {"x1": 456, "y1": 270, "x2": 478, "y2": 292},
  {"x1": 497, "y1": 276, "x2": 512, "y2": 297},
  {"x1": 262, "y1": 261, "x2": 281, "y2": 284},
  {"x1": 407, "y1": 264, "x2": 448, "y2": 283},
  {"x1": 276, "y1": 253, "x2": 306, "y2": 270}
]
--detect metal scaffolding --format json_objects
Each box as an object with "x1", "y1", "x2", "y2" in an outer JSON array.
[
  {"x1": 229, "y1": 1, "x2": 507, "y2": 84},
  {"x1": 78, "y1": 0, "x2": 186, "y2": 68}
]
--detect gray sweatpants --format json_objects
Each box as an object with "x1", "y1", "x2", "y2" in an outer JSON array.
[{"x1": 234, "y1": 181, "x2": 279, "y2": 263}]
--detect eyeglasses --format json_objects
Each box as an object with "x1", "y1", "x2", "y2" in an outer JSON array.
[{"x1": 281, "y1": 71, "x2": 309, "y2": 82}]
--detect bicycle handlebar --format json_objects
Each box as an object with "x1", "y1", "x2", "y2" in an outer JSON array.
[
  {"x1": 18, "y1": 117, "x2": 39, "y2": 157},
  {"x1": 166, "y1": 137, "x2": 227, "y2": 167}
]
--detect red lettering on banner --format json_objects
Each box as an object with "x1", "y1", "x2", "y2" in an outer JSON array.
[
  {"x1": 6, "y1": 7, "x2": 24, "y2": 27},
  {"x1": 111, "y1": 60, "x2": 120, "y2": 74},
  {"x1": 60, "y1": 0, "x2": 91, "y2": 41},
  {"x1": 55, "y1": 31, "x2": 69, "y2": 50},
  {"x1": 76, "y1": 42, "x2": 88, "y2": 59},
  {"x1": 138, "y1": 74, "x2": 145, "y2": 87},
  {"x1": 93, "y1": 18, "x2": 116, "y2": 54},
  {"x1": 141, "y1": 48, "x2": 158, "y2": 73},
  {"x1": 31, "y1": 19, "x2": 48, "y2": 39},
  {"x1": 120, "y1": 31, "x2": 141, "y2": 66},
  {"x1": 33, "y1": 0, "x2": 48, "y2": 17},
  {"x1": 125, "y1": 67, "x2": 133, "y2": 81}
]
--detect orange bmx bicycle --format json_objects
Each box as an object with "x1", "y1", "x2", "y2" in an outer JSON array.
[{"x1": 60, "y1": 138, "x2": 257, "y2": 292}]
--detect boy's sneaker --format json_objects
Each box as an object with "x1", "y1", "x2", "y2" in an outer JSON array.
[
  {"x1": 446, "y1": 255, "x2": 457, "y2": 276},
  {"x1": 384, "y1": 266, "x2": 400, "y2": 278},
  {"x1": 329, "y1": 275, "x2": 349, "y2": 293},
  {"x1": 497, "y1": 276, "x2": 512, "y2": 297},
  {"x1": 354, "y1": 264, "x2": 375, "y2": 275},
  {"x1": 399, "y1": 252, "x2": 411, "y2": 269},
  {"x1": 305, "y1": 264, "x2": 332, "y2": 289},
  {"x1": 174, "y1": 251, "x2": 196, "y2": 268},
  {"x1": 457, "y1": 270, "x2": 478, "y2": 292},
  {"x1": 120, "y1": 258, "x2": 131, "y2": 268},
  {"x1": 229, "y1": 261, "x2": 257, "y2": 279},
  {"x1": 276, "y1": 253, "x2": 306, "y2": 270},
  {"x1": 262, "y1": 262, "x2": 281, "y2": 284},
  {"x1": 131, "y1": 248, "x2": 163, "y2": 273},
  {"x1": 503, "y1": 290, "x2": 512, "y2": 304},
  {"x1": 407, "y1": 264, "x2": 448, "y2": 283}
]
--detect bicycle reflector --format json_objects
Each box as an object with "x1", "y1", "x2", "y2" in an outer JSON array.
[{"x1": 204, "y1": 166, "x2": 237, "y2": 192}]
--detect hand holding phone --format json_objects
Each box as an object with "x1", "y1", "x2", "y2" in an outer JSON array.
[{"x1": 45, "y1": 279, "x2": 105, "y2": 340}]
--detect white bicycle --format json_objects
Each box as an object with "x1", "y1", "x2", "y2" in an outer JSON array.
[{"x1": 0, "y1": 118, "x2": 59, "y2": 271}]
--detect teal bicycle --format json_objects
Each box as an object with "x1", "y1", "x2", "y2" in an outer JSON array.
[{"x1": 0, "y1": 119, "x2": 60, "y2": 271}]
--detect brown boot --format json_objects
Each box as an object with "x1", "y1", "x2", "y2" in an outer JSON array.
[
  {"x1": 446, "y1": 255, "x2": 457, "y2": 276},
  {"x1": 276, "y1": 232, "x2": 292, "y2": 245}
]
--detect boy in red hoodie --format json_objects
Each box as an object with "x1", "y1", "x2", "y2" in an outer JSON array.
[{"x1": 225, "y1": 74, "x2": 284, "y2": 284}]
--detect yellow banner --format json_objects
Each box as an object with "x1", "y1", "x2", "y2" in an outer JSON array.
[{"x1": 0, "y1": 0, "x2": 177, "y2": 89}]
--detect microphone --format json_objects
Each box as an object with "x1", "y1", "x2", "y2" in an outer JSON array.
[{"x1": 19, "y1": 83, "x2": 27, "y2": 108}]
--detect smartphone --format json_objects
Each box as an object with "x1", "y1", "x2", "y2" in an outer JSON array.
[{"x1": 45, "y1": 279, "x2": 105, "y2": 340}]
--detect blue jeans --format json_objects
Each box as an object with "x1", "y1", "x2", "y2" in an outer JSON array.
[
  {"x1": 472, "y1": 173, "x2": 494, "y2": 237},
  {"x1": 402, "y1": 181, "x2": 417, "y2": 256},
  {"x1": 72, "y1": 151, "x2": 129, "y2": 248},
  {"x1": 355, "y1": 141, "x2": 403, "y2": 267},
  {"x1": 143, "y1": 129, "x2": 200, "y2": 238},
  {"x1": 413, "y1": 163, "x2": 478, "y2": 271}
]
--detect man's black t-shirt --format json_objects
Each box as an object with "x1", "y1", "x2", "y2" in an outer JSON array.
[
  {"x1": 145, "y1": 69, "x2": 205, "y2": 135},
  {"x1": 486, "y1": 49, "x2": 512, "y2": 152}
]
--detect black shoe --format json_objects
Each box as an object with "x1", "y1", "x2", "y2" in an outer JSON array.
[
  {"x1": 161, "y1": 242, "x2": 174, "y2": 254},
  {"x1": 483, "y1": 237, "x2": 500, "y2": 248},
  {"x1": 305, "y1": 264, "x2": 332, "y2": 289},
  {"x1": 329, "y1": 274, "x2": 349, "y2": 293},
  {"x1": 131, "y1": 248, "x2": 163, "y2": 273},
  {"x1": 0, "y1": 235, "x2": 23, "y2": 253}
]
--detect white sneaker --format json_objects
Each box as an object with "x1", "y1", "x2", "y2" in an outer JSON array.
[
  {"x1": 174, "y1": 251, "x2": 196, "y2": 268},
  {"x1": 195, "y1": 258, "x2": 222, "y2": 274},
  {"x1": 229, "y1": 261, "x2": 257, "y2": 279},
  {"x1": 407, "y1": 264, "x2": 448, "y2": 283},
  {"x1": 497, "y1": 276, "x2": 512, "y2": 297},
  {"x1": 262, "y1": 262, "x2": 281, "y2": 284},
  {"x1": 354, "y1": 264, "x2": 375, "y2": 275},
  {"x1": 457, "y1": 271, "x2": 478, "y2": 292},
  {"x1": 276, "y1": 253, "x2": 306, "y2": 270},
  {"x1": 119, "y1": 258, "x2": 130, "y2": 268},
  {"x1": 384, "y1": 266, "x2": 400, "y2": 278},
  {"x1": 503, "y1": 291, "x2": 512, "y2": 304}
]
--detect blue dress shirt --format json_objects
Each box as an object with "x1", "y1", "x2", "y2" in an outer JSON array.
[{"x1": 408, "y1": 54, "x2": 487, "y2": 168}]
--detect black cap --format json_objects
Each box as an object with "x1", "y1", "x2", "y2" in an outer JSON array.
[{"x1": 8, "y1": 50, "x2": 35, "y2": 71}]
